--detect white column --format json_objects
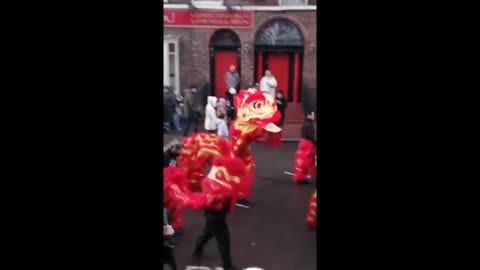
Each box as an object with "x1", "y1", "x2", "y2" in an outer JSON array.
[
  {"x1": 163, "y1": 41, "x2": 169, "y2": 87},
  {"x1": 173, "y1": 40, "x2": 180, "y2": 93}
]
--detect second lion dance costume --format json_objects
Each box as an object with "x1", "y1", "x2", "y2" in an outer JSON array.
[
  {"x1": 293, "y1": 113, "x2": 316, "y2": 184},
  {"x1": 305, "y1": 156, "x2": 317, "y2": 229},
  {"x1": 164, "y1": 89, "x2": 282, "y2": 270},
  {"x1": 306, "y1": 191, "x2": 317, "y2": 229}
]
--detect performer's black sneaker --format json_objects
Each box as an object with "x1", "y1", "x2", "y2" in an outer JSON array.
[
  {"x1": 235, "y1": 199, "x2": 251, "y2": 208},
  {"x1": 296, "y1": 180, "x2": 310, "y2": 185}
]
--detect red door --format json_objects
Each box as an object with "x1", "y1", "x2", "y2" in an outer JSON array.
[
  {"x1": 214, "y1": 50, "x2": 237, "y2": 98},
  {"x1": 267, "y1": 52, "x2": 290, "y2": 100}
]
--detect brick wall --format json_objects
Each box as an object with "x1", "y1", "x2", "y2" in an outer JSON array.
[
  {"x1": 164, "y1": 9, "x2": 316, "y2": 106},
  {"x1": 250, "y1": 11, "x2": 317, "y2": 95}
]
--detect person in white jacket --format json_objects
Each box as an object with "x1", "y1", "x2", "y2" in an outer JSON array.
[
  {"x1": 204, "y1": 96, "x2": 218, "y2": 133},
  {"x1": 259, "y1": 70, "x2": 277, "y2": 98}
]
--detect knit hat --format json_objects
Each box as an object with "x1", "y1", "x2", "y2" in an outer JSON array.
[{"x1": 217, "y1": 98, "x2": 226, "y2": 106}]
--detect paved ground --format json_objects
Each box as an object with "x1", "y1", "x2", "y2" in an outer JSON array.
[{"x1": 164, "y1": 139, "x2": 317, "y2": 270}]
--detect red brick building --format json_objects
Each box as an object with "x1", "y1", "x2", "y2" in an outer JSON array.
[{"x1": 163, "y1": 0, "x2": 317, "y2": 109}]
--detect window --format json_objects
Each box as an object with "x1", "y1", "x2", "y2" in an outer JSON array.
[
  {"x1": 163, "y1": 36, "x2": 180, "y2": 93},
  {"x1": 169, "y1": 53, "x2": 175, "y2": 89},
  {"x1": 167, "y1": 42, "x2": 178, "y2": 91},
  {"x1": 279, "y1": 0, "x2": 308, "y2": 5}
]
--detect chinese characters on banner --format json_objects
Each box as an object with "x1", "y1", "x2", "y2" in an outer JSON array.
[{"x1": 164, "y1": 10, "x2": 254, "y2": 29}]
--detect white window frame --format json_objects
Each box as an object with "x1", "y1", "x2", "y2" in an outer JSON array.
[
  {"x1": 278, "y1": 0, "x2": 308, "y2": 6},
  {"x1": 163, "y1": 35, "x2": 180, "y2": 93},
  {"x1": 192, "y1": 0, "x2": 224, "y2": 7},
  {"x1": 163, "y1": 42, "x2": 169, "y2": 87}
]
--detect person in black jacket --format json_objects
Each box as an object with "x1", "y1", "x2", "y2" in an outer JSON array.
[
  {"x1": 301, "y1": 111, "x2": 316, "y2": 145},
  {"x1": 193, "y1": 200, "x2": 240, "y2": 270},
  {"x1": 163, "y1": 141, "x2": 183, "y2": 168},
  {"x1": 293, "y1": 110, "x2": 316, "y2": 184},
  {"x1": 275, "y1": 90, "x2": 288, "y2": 127},
  {"x1": 164, "y1": 87, "x2": 179, "y2": 132}
]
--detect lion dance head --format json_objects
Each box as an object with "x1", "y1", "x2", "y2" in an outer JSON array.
[{"x1": 230, "y1": 89, "x2": 282, "y2": 147}]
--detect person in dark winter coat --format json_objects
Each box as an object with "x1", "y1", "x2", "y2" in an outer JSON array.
[
  {"x1": 164, "y1": 87, "x2": 179, "y2": 131},
  {"x1": 225, "y1": 87, "x2": 236, "y2": 122},
  {"x1": 183, "y1": 86, "x2": 202, "y2": 137},
  {"x1": 163, "y1": 141, "x2": 183, "y2": 168},
  {"x1": 301, "y1": 111, "x2": 316, "y2": 145},
  {"x1": 193, "y1": 200, "x2": 241, "y2": 270},
  {"x1": 275, "y1": 90, "x2": 288, "y2": 127}
]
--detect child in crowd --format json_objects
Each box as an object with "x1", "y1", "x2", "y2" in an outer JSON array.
[
  {"x1": 216, "y1": 98, "x2": 227, "y2": 118},
  {"x1": 216, "y1": 113, "x2": 229, "y2": 141}
]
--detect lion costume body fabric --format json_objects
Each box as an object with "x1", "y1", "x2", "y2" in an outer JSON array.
[
  {"x1": 306, "y1": 191, "x2": 317, "y2": 229},
  {"x1": 305, "y1": 156, "x2": 317, "y2": 229},
  {"x1": 164, "y1": 90, "x2": 283, "y2": 226},
  {"x1": 164, "y1": 157, "x2": 248, "y2": 215}
]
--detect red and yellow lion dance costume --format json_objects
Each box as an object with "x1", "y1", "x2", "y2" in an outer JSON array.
[
  {"x1": 164, "y1": 157, "x2": 248, "y2": 219},
  {"x1": 293, "y1": 139, "x2": 316, "y2": 183},
  {"x1": 165, "y1": 89, "x2": 282, "y2": 231},
  {"x1": 305, "y1": 156, "x2": 317, "y2": 229}
]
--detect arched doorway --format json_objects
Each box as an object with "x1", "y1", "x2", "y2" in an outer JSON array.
[
  {"x1": 254, "y1": 19, "x2": 304, "y2": 103},
  {"x1": 209, "y1": 29, "x2": 241, "y2": 98}
]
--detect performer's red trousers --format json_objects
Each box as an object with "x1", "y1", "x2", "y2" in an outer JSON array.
[
  {"x1": 293, "y1": 139, "x2": 316, "y2": 183},
  {"x1": 306, "y1": 191, "x2": 317, "y2": 229}
]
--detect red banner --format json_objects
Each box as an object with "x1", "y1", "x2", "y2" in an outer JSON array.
[{"x1": 164, "y1": 10, "x2": 253, "y2": 29}]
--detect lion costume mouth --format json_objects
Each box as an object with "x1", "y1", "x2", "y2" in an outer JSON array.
[
  {"x1": 234, "y1": 90, "x2": 283, "y2": 133},
  {"x1": 263, "y1": 122, "x2": 281, "y2": 133}
]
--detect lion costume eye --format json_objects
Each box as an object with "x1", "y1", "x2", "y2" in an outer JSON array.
[{"x1": 236, "y1": 91, "x2": 276, "y2": 122}]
